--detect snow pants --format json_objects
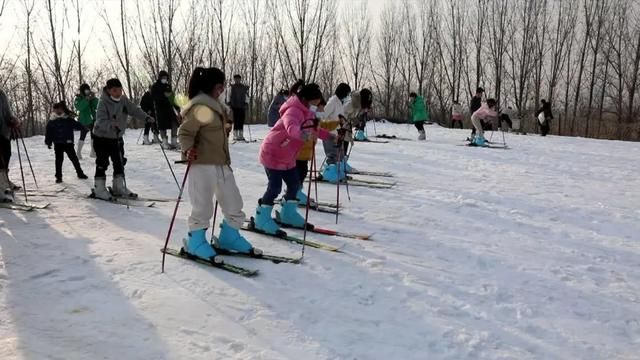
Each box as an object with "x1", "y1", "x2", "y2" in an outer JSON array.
[
  {"x1": 322, "y1": 138, "x2": 340, "y2": 165},
  {"x1": 471, "y1": 115, "x2": 484, "y2": 138},
  {"x1": 260, "y1": 167, "x2": 299, "y2": 205},
  {"x1": 54, "y1": 143, "x2": 84, "y2": 178},
  {"x1": 188, "y1": 164, "x2": 246, "y2": 231},
  {"x1": 0, "y1": 136, "x2": 10, "y2": 170},
  {"x1": 232, "y1": 107, "x2": 246, "y2": 131},
  {"x1": 296, "y1": 160, "x2": 309, "y2": 187},
  {"x1": 93, "y1": 136, "x2": 125, "y2": 178}
]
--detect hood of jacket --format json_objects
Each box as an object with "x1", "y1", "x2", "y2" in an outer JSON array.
[{"x1": 278, "y1": 95, "x2": 314, "y2": 122}]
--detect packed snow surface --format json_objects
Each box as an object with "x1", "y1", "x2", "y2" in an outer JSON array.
[{"x1": 1, "y1": 124, "x2": 639, "y2": 359}]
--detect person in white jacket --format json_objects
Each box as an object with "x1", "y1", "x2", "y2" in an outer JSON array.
[{"x1": 320, "y1": 83, "x2": 351, "y2": 183}]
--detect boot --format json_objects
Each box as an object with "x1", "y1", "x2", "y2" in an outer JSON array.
[
  {"x1": 111, "y1": 175, "x2": 138, "y2": 199},
  {"x1": 170, "y1": 137, "x2": 179, "y2": 150},
  {"x1": 238, "y1": 129, "x2": 245, "y2": 141},
  {"x1": 161, "y1": 135, "x2": 170, "y2": 150},
  {"x1": 142, "y1": 134, "x2": 152, "y2": 145},
  {"x1": 278, "y1": 200, "x2": 306, "y2": 228},
  {"x1": 55, "y1": 175, "x2": 63, "y2": 184},
  {"x1": 216, "y1": 220, "x2": 258, "y2": 254},
  {"x1": 232, "y1": 130, "x2": 239, "y2": 141},
  {"x1": 0, "y1": 170, "x2": 15, "y2": 203},
  {"x1": 6, "y1": 169, "x2": 21, "y2": 190},
  {"x1": 296, "y1": 189, "x2": 308, "y2": 204},
  {"x1": 418, "y1": 130, "x2": 426, "y2": 141},
  {"x1": 354, "y1": 129, "x2": 367, "y2": 141},
  {"x1": 153, "y1": 132, "x2": 162, "y2": 144},
  {"x1": 254, "y1": 203, "x2": 280, "y2": 235},
  {"x1": 89, "y1": 139, "x2": 96, "y2": 158},
  {"x1": 76, "y1": 140, "x2": 85, "y2": 160},
  {"x1": 92, "y1": 177, "x2": 112, "y2": 201},
  {"x1": 320, "y1": 164, "x2": 345, "y2": 184},
  {"x1": 77, "y1": 172, "x2": 88, "y2": 180},
  {"x1": 473, "y1": 134, "x2": 487, "y2": 146},
  {"x1": 182, "y1": 229, "x2": 219, "y2": 261}
]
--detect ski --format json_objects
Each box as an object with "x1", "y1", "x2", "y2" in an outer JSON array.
[
  {"x1": 349, "y1": 170, "x2": 393, "y2": 178},
  {"x1": 114, "y1": 195, "x2": 174, "y2": 203},
  {"x1": 26, "y1": 187, "x2": 67, "y2": 196},
  {"x1": 161, "y1": 248, "x2": 259, "y2": 277},
  {"x1": 314, "y1": 177, "x2": 396, "y2": 189},
  {"x1": 375, "y1": 134, "x2": 413, "y2": 141},
  {"x1": 0, "y1": 202, "x2": 35, "y2": 211},
  {"x1": 241, "y1": 218, "x2": 343, "y2": 252},
  {"x1": 275, "y1": 199, "x2": 339, "y2": 214},
  {"x1": 461, "y1": 143, "x2": 510, "y2": 149},
  {"x1": 232, "y1": 139, "x2": 259, "y2": 144},
  {"x1": 88, "y1": 193, "x2": 156, "y2": 207},
  {"x1": 274, "y1": 212, "x2": 372, "y2": 240},
  {"x1": 354, "y1": 139, "x2": 389, "y2": 144},
  {"x1": 214, "y1": 248, "x2": 302, "y2": 264}
]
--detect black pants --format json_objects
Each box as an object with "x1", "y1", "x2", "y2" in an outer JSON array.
[
  {"x1": 232, "y1": 107, "x2": 246, "y2": 131},
  {"x1": 451, "y1": 119, "x2": 463, "y2": 129},
  {"x1": 79, "y1": 124, "x2": 93, "y2": 141},
  {"x1": 144, "y1": 122, "x2": 159, "y2": 136},
  {"x1": 296, "y1": 160, "x2": 309, "y2": 186},
  {"x1": 93, "y1": 136, "x2": 125, "y2": 178},
  {"x1": 540, "y1": 119, "x2": 551, "y2": 136},
  {"x1": 261, "y1": 167, "x2": 300, "y2": 205},
  {"x1": 414, "y1": 121, "x2": 425, "y2": 131},
  {"x1": 54, "y1": 143, "x2": 84, "y2": 179},
  {"x1": 342, "y1": 141, "x2": 350, "y2": 156},
  {"x1": 0, "y1": 136, "x2": 10, "y2": 170}
]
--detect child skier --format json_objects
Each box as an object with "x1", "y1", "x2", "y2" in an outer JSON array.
[
  {"x1": 45, "y1": 101, "x2": 88, "y2": 183},
  {"x1": 0, "y1": 87, "x2": 20, "y2": 202},
  {"x1": 352, "y1": 88, "x2": 373, "y2": 142},
  {"x1": 320, "y1": 83, "x2": 351, "y2": 183},
  {"x1": 254, "y1": 83, "x2": 333, "y2": 235},
  {"x1": 409, "y1": 92, "x2": 429, "y2": 140},
  {"x1": 177, "y1": 67, "x2": 259, "y2": 262},
  {"x1": 92, "y1": 78, "x2": 153, "y2": 200},
  {"x1": 451, "y1": 100, "x2": 464, "y2": 129},
  {"x1": 74, "y1": 83, "x2": 99, "y2": 159},
  {"x1": 470, "y1": 98, "x2": 498, "y2": 146}
]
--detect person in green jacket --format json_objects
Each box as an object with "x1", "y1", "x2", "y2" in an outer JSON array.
[
  {"x1": 74, "y1": 83, "x2": 99, "y2": 159},
  {"x1": 409, "y1": 92, "x2": 429, "y2": 140}
]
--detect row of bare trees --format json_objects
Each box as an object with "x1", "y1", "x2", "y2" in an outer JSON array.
[{"x1": 0, "y1": 0, "x2": 639, "y2": 140}]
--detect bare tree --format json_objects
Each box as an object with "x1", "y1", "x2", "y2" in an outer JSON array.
[
  {"x1": 100, "y1": 0, "x2": 134, "y2": 96},
  {"x1": 340, "y1": 0, "x2": 370, "y2": 90},
  {"x1": 371, "y1": 2, "x2": 401, "y2": 117}
]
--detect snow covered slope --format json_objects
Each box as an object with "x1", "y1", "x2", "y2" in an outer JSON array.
[{"x1": 1, "y1": 124, "x2": 639, "y2": 359}]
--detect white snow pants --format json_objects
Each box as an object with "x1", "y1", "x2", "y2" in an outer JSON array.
[
  {"x1": 188, "y1": 164, "x2": 246, "y2": 231},
  {"x1": 471, "y1": 114, "x2": 484, "y2": 137}
]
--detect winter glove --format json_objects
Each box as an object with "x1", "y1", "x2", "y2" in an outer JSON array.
[
  {"x1": 185, "y1": 148, "x2": 198, "y2": 161},
  {"x1": 146, "y1": 117, "x2": 155, "y2": 124}
]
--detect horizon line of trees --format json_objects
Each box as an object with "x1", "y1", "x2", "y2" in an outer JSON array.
[{"x1": 0, "y1": 0, "x2": 639, "y2": 140}]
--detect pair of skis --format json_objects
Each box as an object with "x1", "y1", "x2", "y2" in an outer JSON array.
[{"x1": 0, "y1": 201, "x2": 50, "y2": 211}]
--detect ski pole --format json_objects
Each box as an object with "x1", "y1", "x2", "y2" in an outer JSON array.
[
  {"x1": 312, "y1": 145, "x2": 319, "y2": 205},
  {"x1": 301, "y1": 147, "x2": 315, "y2": 260},
  {"x1": 210, "y1": 201, "x2": 219, "y2": 245},
  {"x1": 17, "y1": 128, "x2": 38, "y2": 189},
  {"x1": 136, "y1": 127, "x2": 144, "y2": 145},
  {"x1": 158, "y1": 139, "x2": 181, "y2": 191},
  {"x1": 335, "y1": 140, "x2": 342, "y2": 224},
  {"x1": 116, "y1": 137, "x2": 131, "y2": 211},
  {"x1": 162, "y1": 160, "x2": 192, "y2": 273},
  {"x1": 12, "y1": 129, "x2": 28, "y2": 203}
]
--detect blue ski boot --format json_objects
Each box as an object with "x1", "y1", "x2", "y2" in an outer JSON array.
[
  {"x1": 217, "y1": 220, "x2": 260, "y2": 255},
  {"x1": 296, "y1": 189, "x2": 309, "y2": 204},
  {"x1": 254, "y1": 203, "x2": 280, "y2": 235},
  {"x1": 279, "y1": 200, "x2": 306, "y2": 228},
  {"x1": 473, "y1": 134, "x2": 487, "y2": 146},
  {"x1": 321, "y1": 164, "x2": 346, "y2": 183},
  {"x1": 183, "y1": 229, "x2": 218, "y2": 261},
  {"x1": 354, "y1": 129, "x2": 367, "y2": 141}
]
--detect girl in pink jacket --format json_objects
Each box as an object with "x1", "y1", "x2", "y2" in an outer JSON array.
[
  {"x1": 470, "y1": 98, "x2": 498, "y2": 146},
  {"x1": 254, "y1": 83, "x2": 332, "y2": 235}
]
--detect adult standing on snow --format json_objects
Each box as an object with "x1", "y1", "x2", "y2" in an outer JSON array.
[
  {"x1": 254, "y1": 83, "x2": 333, "y2": 235},
  {"x1": 319, "y1": 83, "x2": 351, "y2": 183},
  {"x1": 152, "y1": 70, "x2": 180, "y2": 149},
  {"x1": 470, "y1": 99, "x2": 498, "y2": 146},
  {"x1": 0, "y1": 88, "x2": 20, "y2": 202},
  {"x1": 92, "y1": 78, "x2": 153, "y2": 200},
  {"x1": 74, "y1": 83, "x2": 99, "y2": 159},
  {"x1": 409, "y1": 92, "x2": 429, "y2": 141},
  {"x1": 139, "y1": 86, "x2": 161, "y2": 145},
  {"x1": 469, "y1": 87, "x2": 484, "y2": 137},
  {"x1": 228, "y1": 74, "x2": 249, "y2": 141},
  {"x1": 267, "y1": 89, "x2": 288, "y2": 127},
  {"x1": 451, "y1": 100, "x2": 464, "y2": 129},
  {"x1": 178, "y1": 67, "x2": 260, "y2": 262},
  {"x1": 536, "y1": 99, "x2": 553, "y2": 137}
]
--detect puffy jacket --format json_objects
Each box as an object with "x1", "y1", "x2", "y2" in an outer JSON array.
[
  {"x1": 93, "y1": 90, "x2": 150, "y2": 139},
  {"x1": 45, "y1": 114, "x2": 84, "y2": 146},
  {"x1": 178, "y1": 94, "x2": 231, "y2": 166},
  {"x1": 0, "y1": 88, "x2": 14, "y2": 140},
  {"x1": 409, "y1": 96, "x2": 429, "y2": 123},
  {"x1": 297, "y1": 119, "x2": 340, "y2": 161},
  {"x1": 259, "y1": 96, "x2": 331, "y2": 170},
  {"x1": 471, "y1": 103, "x2": 498, "y2": 121},
  {"x1": 267, "y1": 94, "x2": 287, "y2": 127},
  {"x1": 140, "y1": 89, "x2": 155, "y2": 117},
  {"x1": 74, "y1": 94, "x2": 99, "y2": 126},
  {"x1": 151, "y1": 81, "x2": 179, "y2": 131},
  {"x1": 229, "y1": 83, "x2": 249, "y2": 109},
  {"x1": 536, "y1": 103, "x2": 554, "y2": 119}
]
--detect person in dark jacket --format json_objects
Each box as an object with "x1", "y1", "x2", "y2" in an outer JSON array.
[
  {"x1": 151, "y1": 70, "x2": 180, "y2": 149},
  {"x1": 536, "y1": 99, "x2": 553, "y2": 136},
  {"x1": 228, "y1": 74, "x2": 249, "y2": 140},
  {"x1": 140, "y1": 86, "x2": 161, "y2": 145},
  {"x1": 267, "y1": 89, "x2": 288, "y2": 127},
  {"x1": 45, "y1": 101, "x2": 88, "y2": 183},
  {"x1": 469, "y1": 87, "x2": 484, "y2": 137}
]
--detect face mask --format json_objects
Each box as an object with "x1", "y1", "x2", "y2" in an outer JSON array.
[
  {"x1": 160, "y1": 78, "x2": 169, "y2": 84},
  {"x1": 342, "y1": 96, "x2": 351, "y2": 104},
  {"x1": 309, "y1": 105, "x2": 318, "y2": 114},
  {"x1": 110, "y1": 96, "x2": 122, "y2": 102},
  {"x1": 84, "y1": 90, "x2": 91, "y2": 96},
  {"x1": 315, "y1": 111, "x2": 325, "y2": 118}
]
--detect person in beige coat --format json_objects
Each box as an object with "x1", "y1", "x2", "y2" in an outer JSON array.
[{"x1": 178, "y1": 67, "x2": 260, "y2": 262}]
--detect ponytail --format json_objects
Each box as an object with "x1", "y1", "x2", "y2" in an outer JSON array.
[
  {"x1": 188, "y1": 67, "x2": 226, "y2": 99},
  {"x1": 288, "y1": 79, "x2": 305, "y2": 96}
]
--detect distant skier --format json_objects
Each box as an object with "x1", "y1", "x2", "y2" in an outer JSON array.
[
  {"x1": 319, "y1": 83, "x2": 351, "y2": 183},
  {"x1": 536, "y1": 99, "x2": 553, "y2": 137},
  {"x1": 267, "y1": 89, "x2": 288, "y2": 127},
  {"x1": 469, "y1": 87, "x2": 484, "y2": 137},
  {"x1": 92, "y1": 78, "x2": 154, "y2": 200},
  {"x1": 408, "y1": 92, "x2": 429, "y2": 140},
  {"x1": 254, "y1": 82, "x2": 333, "y2": 235},
  {"x1": 500, "y1": 106, "x2": 516, "y2": 130},
  {"x1": 45, "y1": 101, "x2": 88, "y2": 183},
  {"x1": 352, "y1": 88, "x2": 373, "y2": 143},
  {"x1": 0, "y1": 87, "x2": 21, "y2": 202},
  {"x1": 228, "y1": 74, "x2": 249, "y2": 141},
  {"x1": 470, "y1": 99, "x2": 498, "y2": 146},
  {"x1": 139, "y1": 86, "x2": 161, "y2": 145},
  {"x1": 151, "y1": 70, "x2": 180, "y2": 149},
  {"x1": 451, "y1": 100, "x2": 464, "y2": 129},
  {"x1": 74, "y1": 83, "x2": 99, "y2": 159},
  {"x1": 177, "y1": 67, "x2": 259, "y2": 262}
]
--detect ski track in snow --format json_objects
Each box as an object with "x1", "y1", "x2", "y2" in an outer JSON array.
[{"x1": 1, "y1": 124, "x2": 639, "y2": 359}]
